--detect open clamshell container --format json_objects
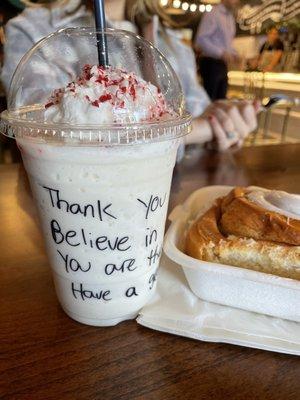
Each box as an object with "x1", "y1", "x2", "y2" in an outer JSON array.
[{"x1": 164, "y1": 186, "x2": 300, "y2": 322}]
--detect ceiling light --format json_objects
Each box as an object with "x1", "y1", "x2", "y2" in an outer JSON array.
[
  {"x1": 182, "y1": 2, "x2": 189, "y2": 11},
  {"x1": 173, "y1": 0, "x2": 181, "y2": 8},
  {"x1": 160, "y1": 0, "x2": 169, "y2": 6}
]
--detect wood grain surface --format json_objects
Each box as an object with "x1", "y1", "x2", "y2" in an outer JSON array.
[{"x1": 1, "y1": 144, "x2": 300, "y2": 400}]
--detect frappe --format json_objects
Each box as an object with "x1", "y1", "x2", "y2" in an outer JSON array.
[{"x1": 1, "y1": 28, "x2": 191, "y2": 326}]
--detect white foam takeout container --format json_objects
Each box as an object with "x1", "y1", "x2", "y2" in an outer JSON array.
[{"x1": 163, "y1": 186, "x2": 300, "y2": 322}]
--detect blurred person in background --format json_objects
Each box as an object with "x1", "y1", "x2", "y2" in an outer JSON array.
[
  {"x1": 0, "y1": 14, "x2": 5, "y2": 48},
  {"x1": 250, "y1": 27, "x2": 284, "y2": 72},
  {"x1": 1, "y1": 0, "x2": 259, "y2": 152},
  {"x1": 194, "y1": 0, "x2": 240, "y2": 101},
  {"x1": 1, "y1": 0, "x2": 93, "y2": 90}
]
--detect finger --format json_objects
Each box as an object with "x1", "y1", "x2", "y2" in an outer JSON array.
[
  {"x1": 230, "y1": 138, "x2": 244, "y2": 154},
  {"x1": 235, "y1": 138, "x2": 244, "y2": 148},
  {"x1": 236, "y1": 101, "x2": 257, "y2": 132},
  {"x1": 212, "y1": 107, "x2": 235, "y2": 134},
  {"x1": 253, "y1": 99, "x2": 261, "y2": 113},
  {"x1": 217, "y1": 102, "x2": 249, "y2": 138},
  {"x1": 208, "y1": 115, "x2": 238, "y2": 151}
]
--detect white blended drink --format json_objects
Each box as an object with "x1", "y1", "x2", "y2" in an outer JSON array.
[
  {"x1": 1, "y1": 29, "x2": 191, "y2": 326},
  {"x1": 19, "y1": 138, "x2": 179, "y2": 325}
]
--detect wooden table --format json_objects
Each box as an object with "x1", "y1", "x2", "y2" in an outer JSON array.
[{"x1": 1, "y1": 144, "x2": 300, "y2": 400}]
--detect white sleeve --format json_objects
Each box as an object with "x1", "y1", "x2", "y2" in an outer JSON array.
[
  {"x1": 176, "y1": 46, "x2": 211, "y2": 118},
  {"x1": 153, "y1": 22, "x2": 211, "y2": 119},
  {"x1": 1, "y1": 20, "x2": 34, "y2": 94}
]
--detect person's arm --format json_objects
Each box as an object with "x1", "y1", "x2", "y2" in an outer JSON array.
[
  {"x1": 179, "y1": 46, "x2": 211, "y2": 118},
  {"x1": 248, "y1": 56, "x2": 259, "y2": 70},
  {"x1": 185, "y1": 117, "x2": 213, "y2": 144},
  {"x1": 194, "y1": 11, "x2": 223, "y2": 59},
  {"x1": 1, "y1": 21, "x2": 33, "y2": 93},
  {"x1": 263, "y1": 50, "x2": 283, "y2": 72},
  {"x1": 249, "y1": 43, "x2": 264, "y2": 70}
]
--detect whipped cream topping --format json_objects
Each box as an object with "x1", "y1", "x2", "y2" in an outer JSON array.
[
  {"x1": 44, "y1": 65, "x2": 172, "y2": 124},
  {"x1": 247, "y1": 189, "x2": 300, "y2": 221}
]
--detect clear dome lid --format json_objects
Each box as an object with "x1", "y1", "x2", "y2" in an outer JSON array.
[{"x1": 0, "y1": 28, "x2": 191, "y2": 145}]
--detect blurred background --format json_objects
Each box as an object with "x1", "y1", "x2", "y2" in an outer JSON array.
[{"x1": 0, "y1": 0, "x2": 299, "y2": 163}]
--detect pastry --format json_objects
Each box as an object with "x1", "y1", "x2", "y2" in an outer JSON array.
[{"x1": 185, "y1": 187, "x2": 300, "y2": 280}]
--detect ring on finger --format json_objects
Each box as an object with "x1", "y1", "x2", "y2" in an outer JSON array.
[{"x1": 225, "y1": 131, "x2": 237, "y2": 139}]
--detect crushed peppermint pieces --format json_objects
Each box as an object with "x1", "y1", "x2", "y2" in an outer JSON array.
[{"x1": 45, "y1": 64, "x2": 171, "y2": 121}]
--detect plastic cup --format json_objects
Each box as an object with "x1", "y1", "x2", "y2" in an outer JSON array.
[{"x1": 1, "y1": 28, "x2": 191, "y2": 326}]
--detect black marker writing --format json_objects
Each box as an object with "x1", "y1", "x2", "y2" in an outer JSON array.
[
  {"x1": 71, "y1": 282, "x2": 112, "y2": 301},
  {"x1": 43, "y1": 186, "x2": 117, "y2": 221},
  {"x1": 51, "y1": 220, "x2": 80, "y2": 247},
  {"x1": 57, "y1": 250, "x2": 91, "y2": 273},
  {"x1": 97, "y1": 200, "x2": 117, "y2": 221},
  {"x1": 149, "y1": 273, "x2": 157, "y2": 290},
  {"x1": 137, "y1": 193, "x2": 166, "y2": 219},
  {"x1": 105, "y1": 258, "x2": 137, "y2": 276},
  {"x1": 125, "y1": 287, "x2": 138, "y2": 297},
  {"x1": 50, "y1": 219, "x2": 131, "y2": 252},
  {"x1": 147, "y1": 245, "x2": 161, "y2": 267},
  {"x1": 145, "y1": 228, "x2": 158, "y2": 248}
]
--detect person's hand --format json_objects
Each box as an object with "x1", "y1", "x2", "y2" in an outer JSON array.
[
  {"x1": 222, "y1": 51, "x2": 241, "y2": 66},
  {"x1": 222, "y1": 51, "x2": 233, "y2": 64},
  {"x1": 248, "y1": 57, "x2": 258, "y2": 70},
  {"x1": 232, "y1": 53, "x2": 241, "y2": 64},
  {"x1": 262, "y1": 65, "x2": 273, "y2": 72},
  {"x1": 204, "y1": 99, "x2": 260, "y2": 151}
]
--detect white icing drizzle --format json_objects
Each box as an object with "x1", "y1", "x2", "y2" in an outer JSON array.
[{"x1": 247, "y1": 189, "x2": 300, "y2": 221}]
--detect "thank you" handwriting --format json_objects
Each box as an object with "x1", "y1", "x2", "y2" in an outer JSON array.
[{"x1": 43, "y1": 186, "x2": 117, "y2": 221}]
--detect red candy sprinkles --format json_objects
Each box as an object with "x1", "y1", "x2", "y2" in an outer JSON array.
[{"x1": 45, "y1": 65, "x2": 170, "y2": 121}]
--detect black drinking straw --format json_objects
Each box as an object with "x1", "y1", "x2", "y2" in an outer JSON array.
[{"x1": 94, "y1": 0, "x2": 109, "y2": 67}]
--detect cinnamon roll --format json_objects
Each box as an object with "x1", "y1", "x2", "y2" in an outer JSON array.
[{"x1": 185, "y1": 187, "x2": 300, "y2": 280}]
